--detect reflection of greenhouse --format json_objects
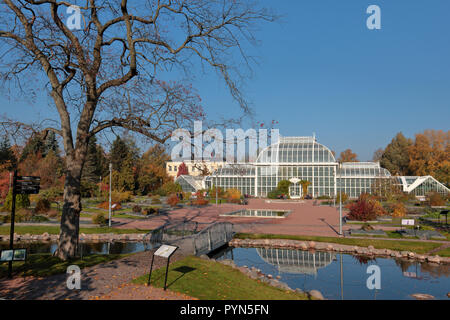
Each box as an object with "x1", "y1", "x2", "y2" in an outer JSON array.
[
  {"x1": 200, "y1": 136, "x2": 449, "y2": 199},
  {"x1": 256, "y1": 248, "x2": 335, "y2": 275}
]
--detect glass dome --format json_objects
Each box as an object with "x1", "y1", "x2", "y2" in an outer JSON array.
[{"x1": 256, "y1": 136, "x2": 336, "y2": 164}]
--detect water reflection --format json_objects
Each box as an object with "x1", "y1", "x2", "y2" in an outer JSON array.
[
  {"x1": 256, "y1": 248, "x2": 335, "y2": 275},
  {"x1": 0, "y1": 241, "x2": 150, "y2": 256},
  {"x1": 215, "y1": 246, "x2": 450, "y2": 300}
]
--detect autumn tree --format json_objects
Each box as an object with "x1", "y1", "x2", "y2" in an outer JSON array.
[
  {"x1": 380, "y1": 132, "x2": 412, "y2": 175},
  {"x1": 0, "y1": 0, "x2": 274, "y2": 259},
  {"x1": 408, "y1": 130, "x2": 450, "y2": 184},
  {"x1": 372, "y1": 148, "x2": 384, "y2": 162},
  {"x1": 338, "y1": 149, "x2": 358, "y2": 162},
  {"x1": 177, "y1": 162, "x2": 189, "y2": 177}
]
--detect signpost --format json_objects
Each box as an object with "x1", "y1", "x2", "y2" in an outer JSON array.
[
  {"x1": 147, "y1": 245, "x2": 178, "y2": 290},
  {"x1": 7, "y1": 170, "x2": 40, "y2": 278},
  {"x1": 401, "y1": 219, "x2": 415, "y2": 226}
]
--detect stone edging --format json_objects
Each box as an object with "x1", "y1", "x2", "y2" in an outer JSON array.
[{"x1": 229, "y1": 238, "x2": 450, "y2": 265}]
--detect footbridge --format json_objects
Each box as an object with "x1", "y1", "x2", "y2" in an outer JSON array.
[{"x1": 144, "y1": 221, "x2": 235, "y2": 256}]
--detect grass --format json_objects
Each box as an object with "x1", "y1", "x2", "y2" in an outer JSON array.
[
  {"x1": 0, "y1": 252, "x2": 129, "y2": 278},
  {"x1": 234, "y1": 233, "x2": 444, "y2": 254},
  {"x1": 434, "y1": 247, "x2": 450, "y2": 257},
  {"x1": 132, "y1": 256, "x2": 309, "y2": 300},
  {"x1": 0, "y1": 225, "x2": 151, "y2": 235}
]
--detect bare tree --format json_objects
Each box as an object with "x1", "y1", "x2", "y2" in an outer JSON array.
[{"x1": 0, "y1": 0, "x2": 275, "y2": 259}]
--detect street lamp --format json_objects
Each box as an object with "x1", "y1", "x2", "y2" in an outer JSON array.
[{"x1": 109, "y1": 163, "x2": 112, "y2": 227}]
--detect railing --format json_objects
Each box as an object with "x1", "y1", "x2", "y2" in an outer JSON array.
[
  {"x1": 144, "y1": 221, "x2": 235, "y2": 256},
  {"x1": 193, "y1": 222, "x2": 234, "y2": 256}
]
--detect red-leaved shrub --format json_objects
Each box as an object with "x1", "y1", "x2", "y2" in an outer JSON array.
[{"x1": 346, "y1": 193, "x2": 386, "y2": 221}]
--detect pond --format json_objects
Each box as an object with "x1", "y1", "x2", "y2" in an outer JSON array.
[
  {"x1": 0, "y1": 241, "x2": 150, "y2": 256},
  {"x1": 213, "y1": 247, "x2": 450, "y2": 300},
  {"x1": 220, "y1": 209, "x2": 291, "y2": 218}
]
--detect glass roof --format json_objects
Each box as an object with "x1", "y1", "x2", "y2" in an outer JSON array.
[
  {"x1": 338, "y1": 162, "x2": 391, "y2": 177},
  {"x1": 256, "y1": 136, "x2": 336, "y2": 164}
]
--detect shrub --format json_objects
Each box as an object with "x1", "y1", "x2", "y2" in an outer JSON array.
[
  {"x1": 1, "y1": 209, "x2": 33, "y2": 223},
  {"x1": 427, "y1": 192, "x2": 445, "y2": 206},
  {"x1": 225, "y1": 188, "x2": 242, "y2": 203},
  {"x1": 92, "y1": 213, "x2": 107, "y2": 225},
  {"x1": 156, "y1": 182, "x2": 182, "y2": 196},
  {"x1": 97, "y1": 201, "x2": 122, "y2": 210},
  {"x1": 183, "y1": 192, "x2": 191, "y2": 200},
  {"x1": 209, "y1": 186, "x2": 224, "y2": 199},
  {"x1": 35, "y1": 198, "x2": 51, "y2": 214},
  {"x1": 2, "y1": 190, "x2": 30, "y2": 211},
  {"x1": 132, "y1": 205, "x2": 142, "y2": 213},
  {"x1": 46, "y1": 209, "x2": 60, "y2": 218},
  {"x1": 39, "y1": 187, "x2": 63, "y2": 202},
  {"x1": 151, "y1": 196, "x2": 162, "y2": 204},
  {"x1": 267, "y1": 189, "x2": 283, "y2": 199},
  {"x1": 277, "y1": 180, "x2": 291, "y2": 194},
  {"x1": 111, "y1": 191, "x2": 133, "y2": 203},
  {"x1": 194, "y1": 198, "x2": 209, "y2": 206},
  {"x1": 317, "y1": 195, "x2": 331, "y2": 200},
  {"x1": 192, "y1": 191, "x2": 208, "y2": 206},
  {"x1": 336, "y1": 192, "x2": 349, "y2": 204},
  {"x1": 143, "y1": 207, "x2": 159, "y2": 215},
  {"x1": 31, "y1": 215, "x2": 49, "y2": 222},
  {"x1": 167, "y1": 193, "x2": 180, "y2": 207},
  {"x1": 346, "y1": 193, "x2": 386, "y2": 221},
  {"x1": 361, "y1": 223, "x2": 374, "y2": 231},
  {"x1": 389, "y1": 202, "x2": 407, "y2": 217}
]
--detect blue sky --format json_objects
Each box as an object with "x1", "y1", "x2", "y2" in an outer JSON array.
[{"x1": 1, "y1": 0, "x2": 449, "y2": 160}]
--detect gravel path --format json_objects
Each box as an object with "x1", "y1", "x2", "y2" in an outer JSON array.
[{"x1": 0, "y1": 248, "x2": 189, "y2": 300}]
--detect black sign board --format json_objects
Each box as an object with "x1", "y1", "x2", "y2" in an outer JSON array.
[
  {"x1": 0, "y1": 248, "x2": 27, "y2": 262},
  {"x1": 15, "y1": 176, "x2": 40, "y2": 194},
  {"x1": 148, "y1": 245, "x2": 178, "y2": 290}
]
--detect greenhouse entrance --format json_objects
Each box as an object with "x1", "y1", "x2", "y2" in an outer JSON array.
[{"x1": 289, "y1": 178, "x2": 302, "y2": 199}]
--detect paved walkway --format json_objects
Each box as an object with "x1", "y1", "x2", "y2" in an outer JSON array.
[
  {"x1": 0, "y1": 249, "x2": 189, "y2": 300},
  {"x1": 116, "y1": 199, "x2": 353, "y2": 237}
]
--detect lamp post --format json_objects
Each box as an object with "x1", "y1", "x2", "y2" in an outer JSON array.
[{"x1": 108, "y1": 163, "x2": 112, "y2": 227}]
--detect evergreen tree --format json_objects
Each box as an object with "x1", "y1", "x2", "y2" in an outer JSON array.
[
  {"x1": 43, "y1": 131, "x2": 60, "y2": 157},
  {"x1": 82, "y1": 136, "x2": 103, "y2": 183},
  {"x1": 110, "y1": 136, "x2": 129, "y2": 172},
  {"x1": 118, "y1": 153, "x2": 135, "y2": 191},
  {"x1": 380, "y1": 132, "x2": 412, "y2": 175},
  {"x1": 20, "y1": 135, "x2": 45, "y2": 162},
  {"x1": 0, "y1": 136, "x2": 16, "y2": 170}
]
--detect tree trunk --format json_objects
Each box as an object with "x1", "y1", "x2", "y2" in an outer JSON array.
[{"x1": 54, "y1": 157, "x2": 83, "y2": 260}]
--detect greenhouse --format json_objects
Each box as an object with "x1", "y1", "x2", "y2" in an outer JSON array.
[{"x1": 200, "y1": 136, "x2": 450, "y2": 199}]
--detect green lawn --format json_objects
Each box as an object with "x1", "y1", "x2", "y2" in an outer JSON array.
[
  {"x1": 133, "y1": 256, "x2": 309, "y2": 300},
  {"x1": 0, "y1": 225, "x2": 151, "y2": 235},
  {"x1": 0, "y1": 252, "x2": 129, "y2": 278},
  {"x1": 234, "y1": 233, "x2": 444, "y2": 254},
  {"x1": 435, "y1": 247, "x2": 450, "y2": 257}
]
